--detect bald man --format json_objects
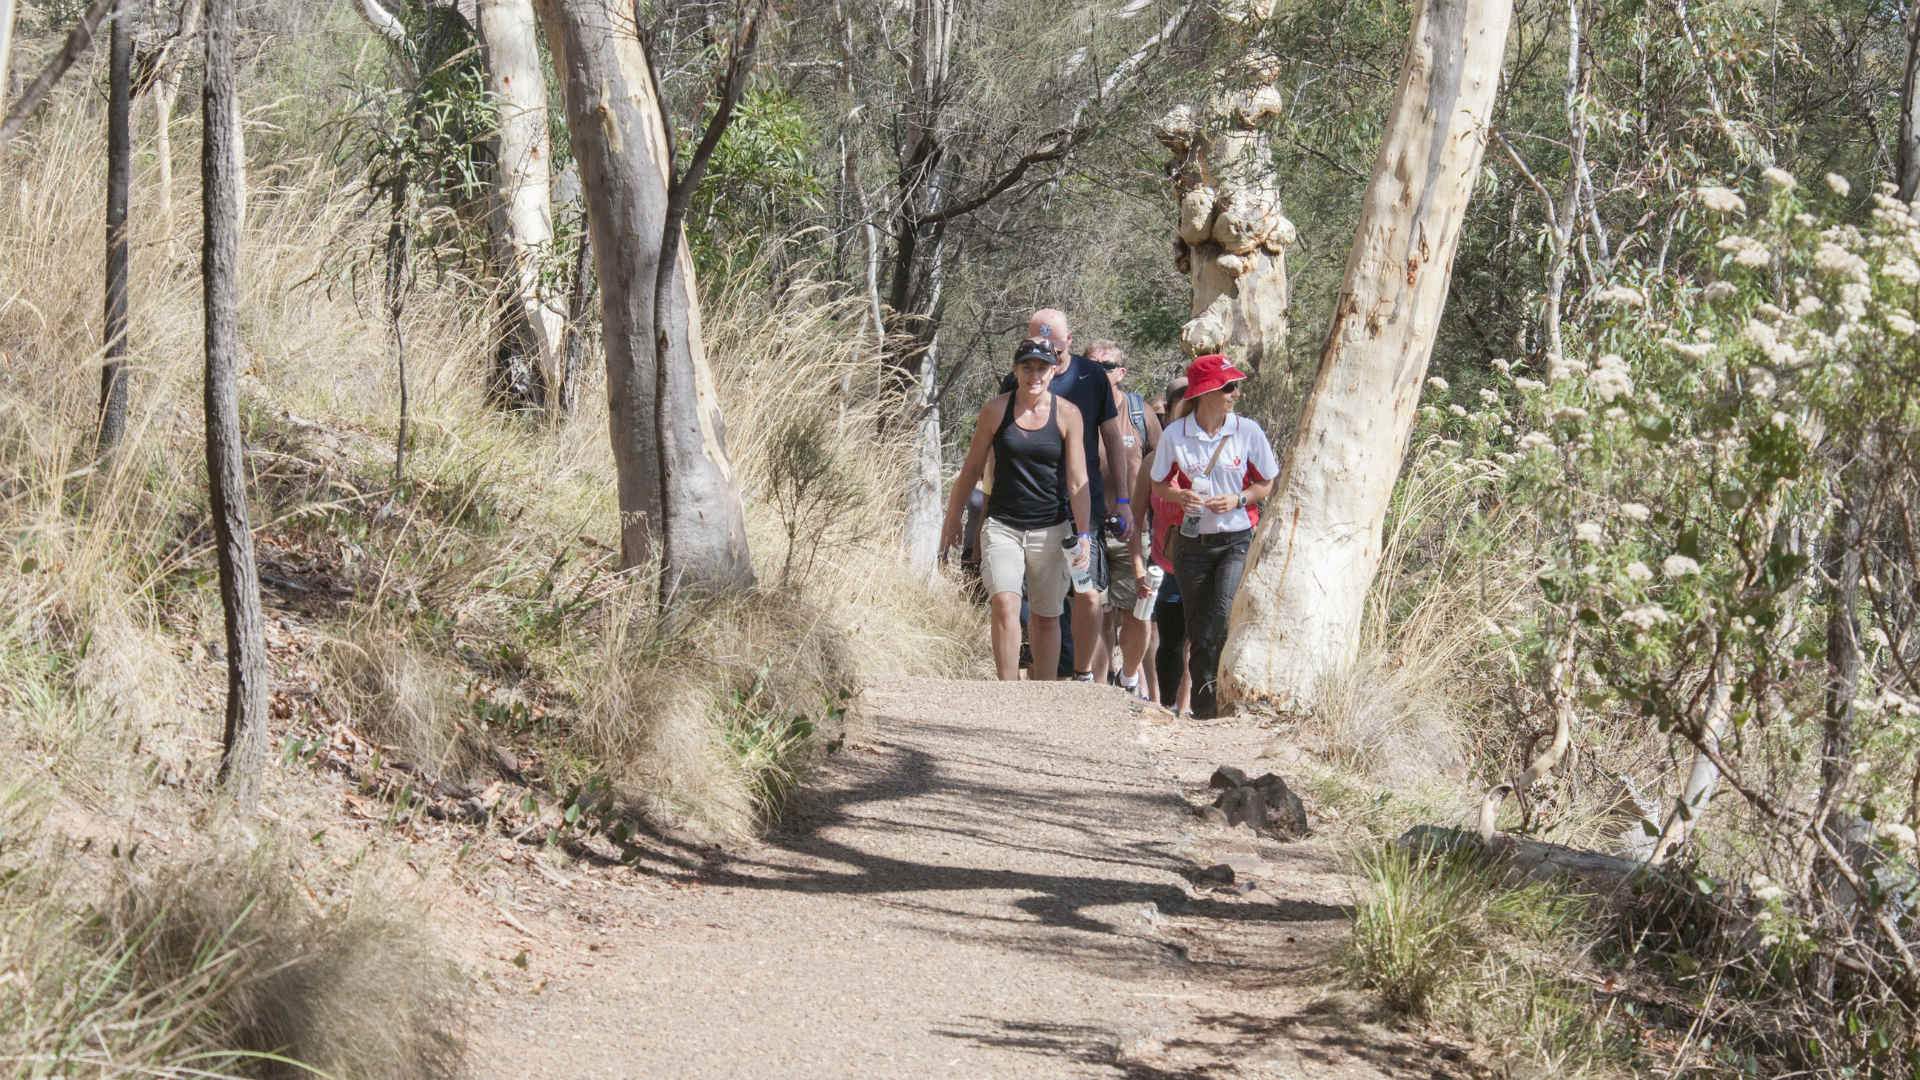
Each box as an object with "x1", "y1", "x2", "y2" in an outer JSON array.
[{"x1": 1019, "y1": 308, "x2": 1133, "y2": 681}]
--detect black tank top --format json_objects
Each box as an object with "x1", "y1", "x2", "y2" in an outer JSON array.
[{"x1": 987, "y1": 393, "x2": 1069, "y2": 530}]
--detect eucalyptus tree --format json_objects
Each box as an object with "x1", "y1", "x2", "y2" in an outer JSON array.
[
  {"x1": 1221, "y1": 0, "x2": 1515, "y2": 711},
  {"x1": 535, "y1": 0, "x2": 756, "y2": 597}
]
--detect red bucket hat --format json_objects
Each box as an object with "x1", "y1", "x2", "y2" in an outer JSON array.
[{"x1": 1185, "y1": 353, "x2": 1249, "y2": 398}]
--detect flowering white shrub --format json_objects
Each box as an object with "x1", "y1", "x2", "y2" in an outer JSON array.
[{"x1": 1405, "y1": 173, "x2": 1920, "y2": 1020}]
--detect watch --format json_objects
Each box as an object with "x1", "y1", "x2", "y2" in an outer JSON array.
[{"x1": 1236, "y1": 493, "x2": 1247, "y2": 510}]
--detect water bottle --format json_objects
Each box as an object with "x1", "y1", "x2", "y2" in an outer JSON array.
[
  {"x1": 1063, "y1": 532, "x2": 1093, "y2": 593},
  {"x1": 1180, "y1": 477, "x2": 1210, "y2": 539},
  {"x1": 1132, "y1": 565, "x2": 1165, "y2": 621}
]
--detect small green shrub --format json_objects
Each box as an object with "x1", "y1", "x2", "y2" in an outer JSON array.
[{"x1": 1345, "y1": 841, "x2": 1631, "y2": 1075}]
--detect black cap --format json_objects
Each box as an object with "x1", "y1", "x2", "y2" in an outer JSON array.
[{"x1": 1012, "y1": 339, "x2": 1056, "y2": 366}]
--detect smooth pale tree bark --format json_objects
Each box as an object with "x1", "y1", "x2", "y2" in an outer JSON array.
[
  {"x1": 351, "y1": 0, "x2": 408, "y2": 50},
  {"x1": 0, "y1": 1, "x2": 15, "y2": 113},
  {"x1": 537, "y1": 0, "x2": 752, "y2": 592},
  {"x1": 0, "y1": 0, "x2": 116, "y2": 148},
  {"x1": 891, "y1": 0, "x2": 954, "y2": 579},
  {"x1": 1220, "y1": 0, "x2": 1513, "y2": 712},
  {"x1": 149, "y1": 0, "x2": 202, "y2": 264},
  {"x1": 203, "y1": 0, "x2": 267, "y2": 810},
  {"x1": 651, "y1": 4, "x2": 762, "y2": 600},
  {"x1": 478, "y1": 0, "x2": 564, "y2": 410},
  {"x1": 97, "y1": 0, "x2": 133, "y2": 454},
  {"x1": 1154, "y1": 3, "x2": 1291, "y2": 375}
]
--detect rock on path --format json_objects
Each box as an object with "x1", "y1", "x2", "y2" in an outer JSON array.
[{"x1": 467, "y1": 679, "x2": 1469, "y2": 1078}]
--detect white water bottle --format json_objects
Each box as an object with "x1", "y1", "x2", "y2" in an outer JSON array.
[
  {"x1": 1181, "y1": 476, "x2": 1211, "y2": 538},
  {"x1": 1063, "y1": 533, "x2": 1093, "y2": 593}
]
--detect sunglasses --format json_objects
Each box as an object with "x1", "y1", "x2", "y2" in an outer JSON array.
[{"x1": 1219, "y1": 381, "x2": 1241, "y2": 396}]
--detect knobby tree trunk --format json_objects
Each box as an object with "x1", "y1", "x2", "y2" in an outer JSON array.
[
  {"x1": 0, "y1": 0, "x2": 116, "y2": 148},
  {"x1": 1221, "y1": 0, "x2": 1514, "y2": 712},
  {"x1": 202, "y1": 0, "x2": 267, "y2": 810},
  {"x1": 1154, "y1": 4, "x2": 1291, "y2": 375},
  {"x1": 539, "y1": 0, "x2": 752, "y2": 594},
  {"x1": 479, "y1": 0, "x2": 564, "y2": 411},
  {"x1": 97, "y1": 0, "x2": 132, "y2": 454}
]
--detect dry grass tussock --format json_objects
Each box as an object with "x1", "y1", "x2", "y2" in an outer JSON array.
[{"x1": 0, "y1": 790, "x2": 463, "y2": 1079}]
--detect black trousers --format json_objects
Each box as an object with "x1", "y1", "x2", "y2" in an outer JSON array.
[
  {"x1": 1153, "y1": 588, "x2": 1185, "y2": 709},
  {"x1": 1172, "y1": 528, "x2": 1252, "y2": 719}
]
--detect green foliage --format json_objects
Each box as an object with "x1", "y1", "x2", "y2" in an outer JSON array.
[{"x1": 685, "y1": 89, "x2": 826, "y2": 279}]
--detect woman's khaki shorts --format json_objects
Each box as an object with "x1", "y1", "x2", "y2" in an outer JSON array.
[{"x1": 981, "y1": 517, "x2": 1071, "y2": 617}]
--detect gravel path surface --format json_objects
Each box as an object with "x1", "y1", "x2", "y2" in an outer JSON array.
[{"x1": 467, "y1": 679, "x2": 1471, "y2": 1078}]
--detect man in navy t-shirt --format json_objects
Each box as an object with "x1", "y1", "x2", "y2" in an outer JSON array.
[{"x1": 1001, "y1": 308, "x2": 1132, "y2": 681}]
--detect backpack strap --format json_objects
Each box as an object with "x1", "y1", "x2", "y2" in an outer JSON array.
[{"x1": 1125, "y1": 391, "x2": 1149, "y2": 448}]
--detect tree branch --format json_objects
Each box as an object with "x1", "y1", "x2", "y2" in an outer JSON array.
[
  {"x1": 0, "y1": 0, "x2": 118, "y2": 149},
  {"x1": 350, "y1": 0, "x2": 408, "y2": 50},
  {"x1": 913, "y1": 0, "x2": 1196, "y2": 228}
]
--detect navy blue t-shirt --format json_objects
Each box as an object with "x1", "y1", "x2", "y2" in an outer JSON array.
[{"x1": 1000, "y1": 353, "x2": 1119, "y2": 517}]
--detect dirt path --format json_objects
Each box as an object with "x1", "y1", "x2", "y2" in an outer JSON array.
[{"x1": 464, "y1": 679, "x2": 1470, "y2": 1078}]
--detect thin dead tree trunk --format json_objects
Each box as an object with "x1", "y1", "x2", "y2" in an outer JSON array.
[
  {"x1": 557, "y1": 228, "x2": 592, "y2": 416},
  {"x1": 149, "y1": 0, "x2": 202, "y2": 264},
  {"x1": 1155, "y1": 5, "x2": 1292, "y2": 377},
  {"x1": 479, "y1": 0, "x2": 564, "y2": 412},
  {"x1": 386, "y1": 177, "x2": 413, "y2": 484},
  {"x1": 0, "y1": 0, "x2": 117, "y2": 148},
  {"x1": 0, "y1": 1, "x2": 16, "y2": 113},
  {"x1": 202, "y1": 0, "x2": 267, "y2": 810},
  {"x1": 97, "y1": 0, "x2": 133, "y2": 455},
  {"x1": 893, "y1": 0, "x2": 953, "y2": 578},
  {"x1": 1898, "y1": 0, "x2": 1920, "y2": 203},
  {"x1": 1220, "y1": 0, "x2": 1515, "y2": 713}
]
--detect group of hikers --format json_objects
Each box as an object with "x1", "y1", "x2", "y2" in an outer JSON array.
[{"x1": 938, "y1": 308, "x2": 1278, "y2": 721}]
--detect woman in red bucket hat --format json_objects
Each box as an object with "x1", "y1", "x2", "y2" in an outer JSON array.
[{"x1": 1148, "y1": 354, "x2": 1279, "y2": 719}]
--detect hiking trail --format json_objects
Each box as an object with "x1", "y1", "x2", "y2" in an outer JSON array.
[{"x1": 456, "y1": 678, "x2": 1471, "y2": 1078}]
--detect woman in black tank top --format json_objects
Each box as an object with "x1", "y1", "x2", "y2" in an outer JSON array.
[
  {"x1": 986, "y1": 388, "x2": 1069, "y2": 529},
  {"x1": 939, "y1": 339, "x2": 1094, "y2": 680}
]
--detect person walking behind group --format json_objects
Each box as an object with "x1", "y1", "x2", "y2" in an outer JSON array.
[
  {"x1": 1089, "y1": 341, "x2": 1162, "y2": 695},
  {"x1": 1005, "y1": 309, "x2": 1133, "y2": 682},
  {"x1": 1134, "y1": 376, "x2": 1189, "y2": 712},
  {"x1": 1150, "y1": 355, "x2": 1277, "y2": 719},
  {"x1": 942, "y1": 339, "x2": 1094, "y2": 680}
]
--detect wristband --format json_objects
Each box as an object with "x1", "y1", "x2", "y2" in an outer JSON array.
[{"x1": 1114, "y1": 498, "x2": 1130, "y2": 505}]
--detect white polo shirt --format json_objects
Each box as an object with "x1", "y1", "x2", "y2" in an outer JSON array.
[{"x1": 1150, "y1": 413, "x2": 1280, "y2": 534}]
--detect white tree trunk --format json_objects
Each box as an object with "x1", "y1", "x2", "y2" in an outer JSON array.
[
  {"x1": 479, "y1": 0, "x2": 564, "y2": 406},
  {"x1": 152, "y1": 0, "x2": 202, "y2": 264},
  {"x1": 538, "y1": 0, "x2": 752, "y2": 589},
  {"x1": 1155, "y1": 9, "x2": 1291, "y2": 375},
  {"x1": 0, "y1": 1, "x2": 16, "y2": 113},
  {"x1": 1220, "y1": 0, "x2": 1513, "y2": 712}
]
